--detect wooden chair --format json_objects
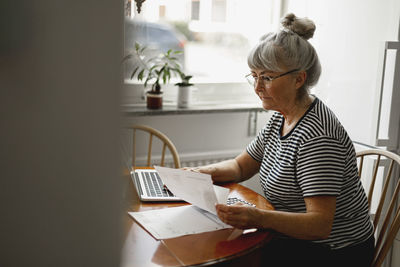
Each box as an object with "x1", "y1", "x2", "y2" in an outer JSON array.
[
  {"x1": 356, "y1": 149, "x2": 400, "y2": 267},
  {"x1": 127, "y1": 125, "x2": 181, "y2": 169}
]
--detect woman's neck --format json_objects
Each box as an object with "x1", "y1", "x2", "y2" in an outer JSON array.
[{"x1": 281, "y1": 95, "x2": 314, "y2": 135}]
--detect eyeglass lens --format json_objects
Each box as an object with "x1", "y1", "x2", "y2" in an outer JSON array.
[{"x1": 246, "y1": 69, "x2": 299, "y2": 87}]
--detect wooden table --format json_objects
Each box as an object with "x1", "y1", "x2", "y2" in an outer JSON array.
[{"x1": 121, "y1": 170, "x2": 274, "y2": 267}]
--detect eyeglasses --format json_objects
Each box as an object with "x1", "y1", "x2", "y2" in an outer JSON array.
[{"x1": 245, "y1": 69, "x2": 299, "y2": 87}]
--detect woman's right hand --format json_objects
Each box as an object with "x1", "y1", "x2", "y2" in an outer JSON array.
[
  {"x1": 181, "y1": 166, "x2": 217, "y2": 175},
  {"x1": 181, "y1": 161, "x2": 239, "y2": 183},
  {"x1": 181, "y1": 152, "x2": 260, "y2": 183}
]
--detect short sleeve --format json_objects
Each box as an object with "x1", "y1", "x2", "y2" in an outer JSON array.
[
  {"x1": 246, "y1": 127, "x2": 266, "y2": 162},
  {"x1": 296, "y1": 136, "x2": 346, "y2": 197}
]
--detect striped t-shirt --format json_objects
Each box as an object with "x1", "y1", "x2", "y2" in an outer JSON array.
[{"x1": 246, "y1": 97, "x2": 373, "y2": 249}]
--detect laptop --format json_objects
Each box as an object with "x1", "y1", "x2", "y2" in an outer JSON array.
[
  {"x1": 131, "y1": 168, "x2": 257, "y2": 207},
  {"x1": 131, "y1": 168, "x2": 183, "y2": 202}
]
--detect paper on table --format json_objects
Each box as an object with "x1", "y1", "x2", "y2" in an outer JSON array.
[
  {"x1": 154, "y1": 166, "x2": 229, "y2": 215},
  {"x1": 129, "y1": 166, "x2": 232, "y2": 240},
  {"x1": 128, "y1": 205, "x2": 232, "y2": 240}
]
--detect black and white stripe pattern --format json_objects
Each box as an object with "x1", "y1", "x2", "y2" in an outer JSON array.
[{"x1": 247, "y1": 97, "x2": 373, "y2": 249}]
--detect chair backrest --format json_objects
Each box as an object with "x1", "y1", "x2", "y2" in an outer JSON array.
[
  {"x1": 127, "y1": 124, "x2": 181, "y2": 169},
  {"x1": 356, "y1": 149, "x2": 400, "y2": 267}
]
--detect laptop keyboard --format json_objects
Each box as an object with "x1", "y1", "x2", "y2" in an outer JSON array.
[
  {"x1": 143, "y1": 171, "x2": 175, "y2": 197},
  {"x1": 227, "y1": 197, "x2": 256, "y2": 207}
]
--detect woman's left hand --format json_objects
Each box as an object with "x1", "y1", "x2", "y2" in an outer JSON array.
[{"x1": 215, "y1": 203, "x2": 263, "y2": 229}]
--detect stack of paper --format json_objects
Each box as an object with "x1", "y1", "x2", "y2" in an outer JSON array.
[{"x1": 128, "y1": 166, "x2": 232, "y2": 239}]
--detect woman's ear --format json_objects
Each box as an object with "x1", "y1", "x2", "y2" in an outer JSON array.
[{"x1": 295, "y1": 71, "x2": 307, "y2": 89}]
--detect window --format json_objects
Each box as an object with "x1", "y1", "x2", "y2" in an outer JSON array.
[
  {"x1": 159, "y1": 5, "x2": 166, "y2": 18},
  {"x1": 126, "y1": 0, "x2": 280, "y2": 84},
  {"x1": 211, "y1": 0, "x2": 226, "y2": 22},
  {"x1": 191, "y1": 0, "x2": 200, "y2": 20}
]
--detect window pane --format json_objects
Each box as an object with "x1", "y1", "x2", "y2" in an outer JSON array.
[
  {"x1": 211, "y1": 0, "x2": 226, "y2": 22},
  {"x1": 125, "y1": 0, "x2": 278, "y2": 83},
  {"x1": 159, "y1": 5, "x2": 166, "y2": 18},
  {"x1": 191, "y1": 0, "x2": 200, "y2": 20}
]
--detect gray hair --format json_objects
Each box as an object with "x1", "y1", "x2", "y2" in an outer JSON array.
[{"x1": 247, "y1": 13, "x2": 321, "y2": 100}]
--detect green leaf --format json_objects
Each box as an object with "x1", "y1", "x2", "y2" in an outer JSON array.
[
  {"x1": 144, "y1": 74, "x2": 155, "y2": 88},
  {"x1": 130, "y1": 66, "x2": 140, "y2": 80},
  {"x1": 173, "y1": 62, "x2": 182, "y2": 69},
  {"x1": 135, "y1": 42, "x2": 140, "y2": 51},
  {"x1": 149, "y1": 65, "x2": 157, "y2": 72},
  {"x1": 144, "y1": 78, "x2": 150, "y2": 88},
  {"x1": 122, "y1": 54, "x2": 133, "y2": 62},
  {"x1": 159, "y1": 65, "x2": 166, "y2": 73},
  {"x1": 166, "y1": 68, "x2": 171, "y2": 82},
  {"x1": 138, "y1": 69, "x2": 145, "y2": 80},
  {"x1": 162, "y1": 72, "x2": 166, "y2": 84},
  {"x1": 173, "y1": 50, "x2": 183, "y2": 54}
]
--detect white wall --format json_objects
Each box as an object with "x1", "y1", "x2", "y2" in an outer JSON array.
[
  {"x1": 0, "y1": 2, "x2": 123, "y2": 267},
  {"x1": 284, "y1": 0, "x2": 400, "y2": 146}
]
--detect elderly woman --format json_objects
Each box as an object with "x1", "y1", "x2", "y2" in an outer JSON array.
[{"x1": 188, "y1": 13, "x2": 374, "y2": 266}]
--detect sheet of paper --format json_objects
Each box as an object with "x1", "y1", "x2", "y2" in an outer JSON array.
[
  {"x1": 155, "y1": 166, "x2": 226, "y2": 215},
  {"x1": 128, "y1": 205, "x2": 231, "y2": 239},
  {"x1": 213, "y1": 184, "x2": 230, "y2": 204}
]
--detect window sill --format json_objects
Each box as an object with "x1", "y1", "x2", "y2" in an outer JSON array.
[
  {"x1": 121, "y1": 101, "x2": 265, "y2": 116},
  {"x1": 121, "y1": 81, "x2": 264, "y2": 116}
]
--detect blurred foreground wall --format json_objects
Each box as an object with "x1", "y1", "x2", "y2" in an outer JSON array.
[{"x1": 0, "y1": 1, "x2": 124, "y2": 267}]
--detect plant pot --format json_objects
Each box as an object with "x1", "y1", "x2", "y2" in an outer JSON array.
[
  {"x1": 146, "y1": 92, "x2": 163, "y2": 109},
  {"x1": 177, "y1": 85, "x2": 193, "y2": 108}
]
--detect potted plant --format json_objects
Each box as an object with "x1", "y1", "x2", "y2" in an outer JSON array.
[
  {"x1": 175, "y1": 72, "x2": 195, "y2": 108},
  {"x1": 126, "y1": 42, "x2": 183, "y2": 109}
]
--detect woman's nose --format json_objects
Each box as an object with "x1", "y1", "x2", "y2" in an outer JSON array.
[{"x1": 254, "y1": 78, "x2": 265, "y2": 91}]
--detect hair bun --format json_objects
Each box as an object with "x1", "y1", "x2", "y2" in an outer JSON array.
[{"x1": 281, "y1": 13, "x2": 316, "y2": 40}]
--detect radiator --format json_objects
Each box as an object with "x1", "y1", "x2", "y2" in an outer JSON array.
[{"x1": 131, "y1": 150, "x2": 241, "y2": 169}]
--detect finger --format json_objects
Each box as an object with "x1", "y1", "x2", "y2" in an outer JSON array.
[
  {"x1": 216, "y1": 209, "x2": 229, "y2": 224},
  {"x1": 216, "y1": 205, "x2": 236, "y2": 222},
  {"x1": 216, "y1": 203, "x2": 228, "y2": 210},
  {"x1": 217, "y1": 208, "x2": 249, "y2": 229},
  {"x1": 219, "y1": 215, "x2": 246, "y2": 229},
  {"x1": 216, "y1": 204, "x2": 229, "y2": 217},
  {"x1": 218, "y1": 206, "x2": 259, "y2": 228},
  {"x1": 182, "y1": 167, "x2": 200, "y2": 172},
  {"x1": 197, "y1": 166, "x2": 216, "y2": 174},
  {"x1": 222, "y1": 204, "x2": 249, "y2": 214},
  {"x1": 216, "y1": 205, "x2": 246, "y2": 219},
  {"x1": 217, "y1": 207, "x2": 242, "y2": 223}
]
